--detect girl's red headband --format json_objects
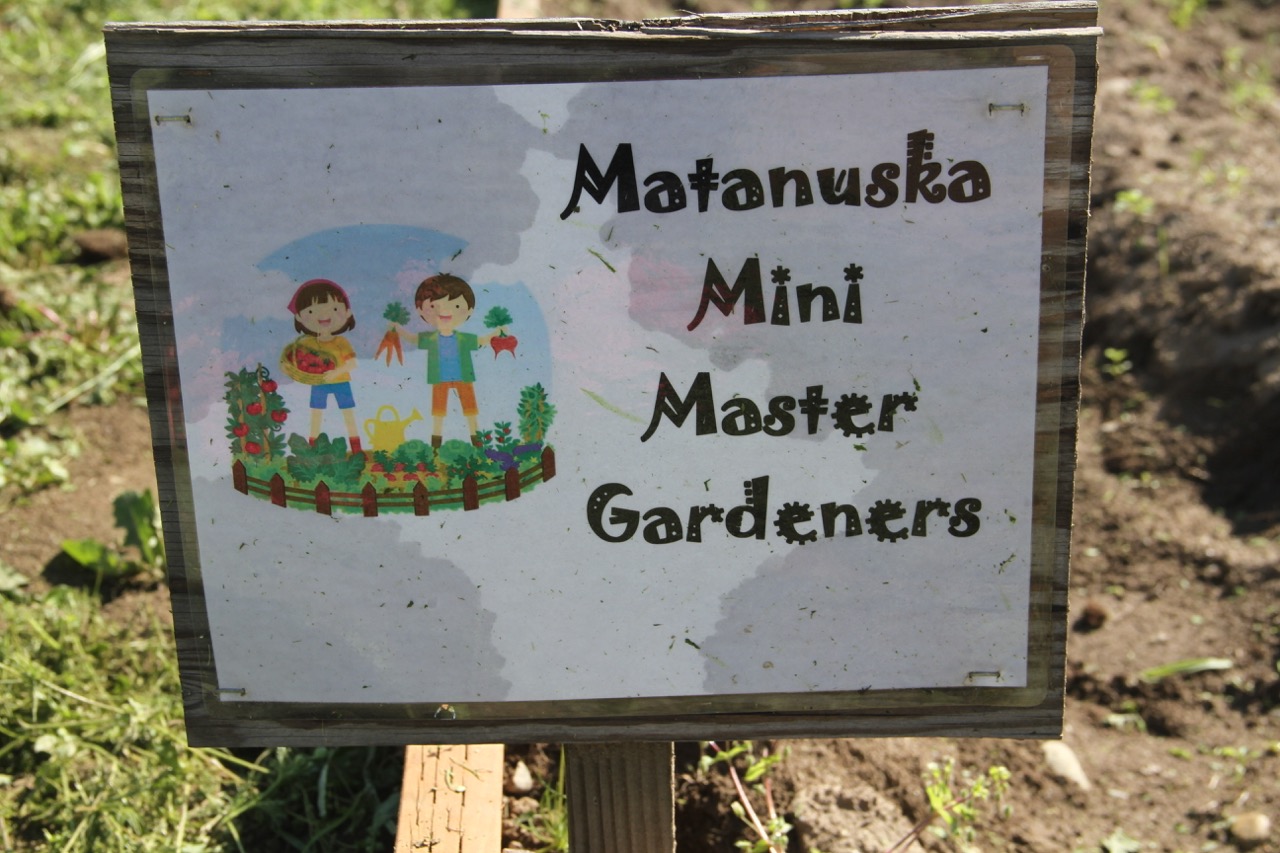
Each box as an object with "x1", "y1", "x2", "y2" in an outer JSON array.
[{"x1": 287, "y1": 278, "x2": 349, "y2": 314}]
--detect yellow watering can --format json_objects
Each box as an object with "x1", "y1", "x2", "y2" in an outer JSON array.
[{"x1": 363, "y1": 405, "x2": 423, "y2": 453}]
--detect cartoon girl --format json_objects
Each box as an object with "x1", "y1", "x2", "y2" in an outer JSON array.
[{"x1": 281, "y1": 278, "x2": 363, "y2": 453}]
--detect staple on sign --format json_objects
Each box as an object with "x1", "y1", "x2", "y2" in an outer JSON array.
[{"x1": 965, "y1": 670, "x2": 1003, "y2": 684}]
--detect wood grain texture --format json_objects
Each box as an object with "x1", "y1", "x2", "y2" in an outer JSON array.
[
  {"x1": 566, "y1": 743, "x2": 674, "y2": 853},
  {"x1": 107, "y1": 4, "x2": 1096, "y2": 747},
  {"x1": 395, "y1": 744, "x2": 504, "y2": 853}
]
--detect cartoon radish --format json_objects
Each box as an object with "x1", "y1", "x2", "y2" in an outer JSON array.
[{"x1": 483, "y1": 305, "x2": 517, "y2": 358}]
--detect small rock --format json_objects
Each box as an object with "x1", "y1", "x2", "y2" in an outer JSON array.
[
  {"x1": 1230, "y1": 812, "x2": 1272, "y2": 846},
  {"x1": 507, "y1": 795, "x2": 539, "y2": 818},
  {"x1": 1042, "y1": 740, "x2": 1092, "y2": 791},
  {"x1": 72, "y1": 228, "x2": 129, "y2": 263},
  {"x1": 1075, "y1": 597, "x2": 1111, "y2": 632},
  {"x1": 510, "y1": 759, "x2": 535, "y2": 793}
]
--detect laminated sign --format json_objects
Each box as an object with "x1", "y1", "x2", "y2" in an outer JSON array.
[{"x1": 107, "y1": 3, "x2": 1099, "y2": 745}]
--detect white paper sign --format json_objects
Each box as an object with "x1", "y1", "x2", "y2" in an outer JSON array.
[{"x1": 148, "y1": 63, "x2": 1050, "y2": 707}]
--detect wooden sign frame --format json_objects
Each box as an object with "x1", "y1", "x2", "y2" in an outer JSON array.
[{"x1": 107, "y1": 3, "x2": 1098, "y2": 747}]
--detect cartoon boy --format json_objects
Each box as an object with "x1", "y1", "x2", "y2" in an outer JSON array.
[{"x1": 396, "y1": 274, "x2": 505, "y2": 448}]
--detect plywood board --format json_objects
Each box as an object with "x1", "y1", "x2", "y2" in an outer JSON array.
[{"x1": 107, "y1": 3, "x2": 1097, "y2": 745}]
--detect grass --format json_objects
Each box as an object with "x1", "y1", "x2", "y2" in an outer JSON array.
[
  {"x1": 1, "y1": 1, "x2": 502, "y2": 849},
  {"x1": 515, "y1": 750, "x2": 569, "y2": 852},
  {"x1": 0, "y1": 0, "x2": 497, "y2": 502},
  {"x1": 0, "y1": 583, "x2": 404, "y2": 851}
]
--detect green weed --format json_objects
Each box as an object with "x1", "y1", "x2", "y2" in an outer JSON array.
[
  {"x1": 1128, "y1": 79, "x2": 1175, "y2": 114},
  {"x1": 60, "y1": 490, "x2": 166, "y2": 593},
  {"x1": 1104, "y1": 700, "x2": 1148, "y2": 733},
  {"x1": 1100, "y1": 827, "x2": 1144, "y2": 853},
  {"x1": 1198, "y1": 161, "x2": 1251, "y2": 195},
  {"x1": 886, "y1": 759, "x2": 1011, "y2": 852},
  {"x1": 1139, "y1": 656, "x2": 1233, "y2": 684},
  {"x1": 515, "y1": 749, "x2": 569, "y2": 853},
  {"x1": 1112, "y1": 188, "x2": 1154, "y2": 219},
  {"x1": 0, "y1": 264, "x2": 143, "y2": 495},
  {"x1": 0, "y1": 171, "x2": 122, "y2": 268},
  {"x1": 1101, "y1": 347, "x2": 1132, "y2": 378},
  {"x1": 702, "y1": 741, "x2": 792, "y2": 853},
  {"x1": 1164, "y1": 0, "x2": 1207, "y2": 30}
]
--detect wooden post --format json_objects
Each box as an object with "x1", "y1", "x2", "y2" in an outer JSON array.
[
  {"x1": 314, "y1": 480, "x2": 331, "y2": 515},
  {"x1": 268, "y1": 472, "x2": 286, "y2": 507},
  {"x1": 497, "y1": 0, "x2": 540, "y2": 18},
  {"x1": 462, "y1": 475, "x2": 479, "y2": 510},
  {"x1": 565, "y1": 742, "x2": 675, "y2": 853},
  {"x1": 395, "y1": 743, "x2": 504, "y2": 853}
]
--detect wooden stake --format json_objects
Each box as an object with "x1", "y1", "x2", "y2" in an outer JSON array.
[
  {"x1": 565, "y1": 742, "x2": 675, "y2": 853},
  {"x1": 394, "y1": 743, "x2": 504, "y2": 853}
]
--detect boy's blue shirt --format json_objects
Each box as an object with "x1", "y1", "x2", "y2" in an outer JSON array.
[{"x1": 417, "y1": 331, "x2": 480, "y2": 384}]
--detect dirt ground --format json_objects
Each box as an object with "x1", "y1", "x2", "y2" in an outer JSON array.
[{"x1": 3, "y1": 0, "x2": 1278, "y2": 850}]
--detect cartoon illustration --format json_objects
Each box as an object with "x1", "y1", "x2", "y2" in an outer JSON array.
[
  {"x1": 279, "y1": 278, "x2": 363, "y2": 454},
  {"x1": 484, "y1": 306, "x2": 518, "y2": 357},
  {"x1": 224, "y1": 372, "x2": 556, "y2": 516},
  {"x1": 364, "y1": 405, "x2": 423, "y2": 453},
  {"x1": 373, "y1": 302, "x2": 410, "y2": 364},
  {"x1": 223, "y1": 257, "x2": 554, "y2": 517},
  {"x1": 394, "y1": 274, "x2": 508, "y2": 449},
  {"x1": 224, "y1": 365, "x2": 290, "y2": 462}
]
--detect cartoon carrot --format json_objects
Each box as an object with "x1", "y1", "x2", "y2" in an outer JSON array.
[{"x1": 376, "y1": 302, "x2": 410, "y2": 365}]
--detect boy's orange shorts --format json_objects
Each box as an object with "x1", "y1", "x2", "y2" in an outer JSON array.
[{"x1": 432, "y1": 381, "x2": 478, "y2": 417}]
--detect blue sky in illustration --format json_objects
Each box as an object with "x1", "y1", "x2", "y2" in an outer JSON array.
[{"x1": 213, "y1": 224, "x2": 551, "y2": 441}]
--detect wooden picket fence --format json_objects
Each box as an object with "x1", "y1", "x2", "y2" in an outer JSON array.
[{"x1": 231, "y1": 447, "x2": 555, "y2": 515}]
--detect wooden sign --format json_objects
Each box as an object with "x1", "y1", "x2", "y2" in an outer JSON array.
[{"x1": 106, "y1": 3, "x2": 1098, "y2": 746}]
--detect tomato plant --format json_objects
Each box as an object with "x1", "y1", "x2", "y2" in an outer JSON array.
[{"x1": 224, "y1": 364, "x2": 289, "y2": 462}]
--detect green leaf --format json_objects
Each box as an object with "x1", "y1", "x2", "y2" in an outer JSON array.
[
  {"x1": 114, "y1": 490, "x2": 160, "y2": 565},
  {"x1": 34, "y1": 730, "x2": 80, "y2": 760},
  {"x1": 1101, "y1": 827, "x2": 1143, "y2": 853},
  {"x1": 61, "y1": 537, "x2": 112, "y2": 568},
  {"x1": 0, "y1": 559, "x2": 29, "y2": 596},
  {"x1": 1139, "y1": 657, "x2": 1233, "y2": 683},
  {"x1": 383, "y1": 301, "x2": 411, "y2": 324},
  {"x1": 743, "y1": 753, "x2": 781, "y2": 783},
  {"x1": 483, "y1": 305, "x2": 513, "y2": 328}
]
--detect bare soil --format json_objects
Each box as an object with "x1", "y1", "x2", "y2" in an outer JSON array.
[{"x1": 3, "y1": 0, "x2": 1278, "y2": 850}]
